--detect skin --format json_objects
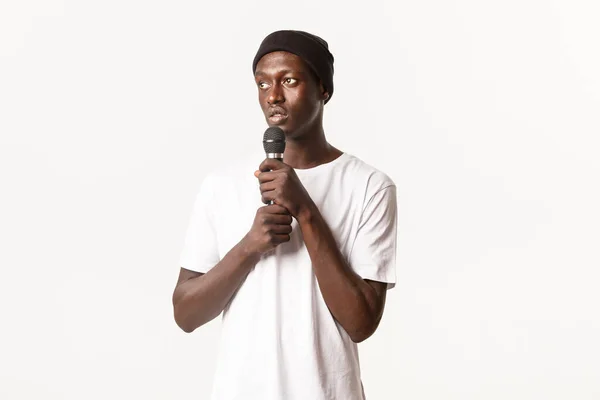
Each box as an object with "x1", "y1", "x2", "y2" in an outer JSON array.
[{"x1": 172, "y1": 51, "x2": 388, "y2": 342}]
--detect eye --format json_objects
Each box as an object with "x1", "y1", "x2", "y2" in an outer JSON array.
[
  {"x1": 258, "y1": 81, "x2": 269, "y2": 89},
  {"x1": 284, "y1": 78, "x2": 298, "y2": 85}
]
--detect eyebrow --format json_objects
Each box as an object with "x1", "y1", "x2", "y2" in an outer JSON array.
[{"x1": 255, "y1": 69, "x2": 299, "y2": 77}]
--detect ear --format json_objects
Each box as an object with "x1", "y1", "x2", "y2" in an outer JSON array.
[{"x1": 319, "y1": 82, "x2": 329, "y2": 101}]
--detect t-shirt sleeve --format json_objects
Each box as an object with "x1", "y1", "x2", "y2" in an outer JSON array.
[
  {"x1": 348, "y1": 185, "x2": 397, "y2": 289},
  {"x1": 178, "y1": 175, "x2": 220, "y2": 274}
]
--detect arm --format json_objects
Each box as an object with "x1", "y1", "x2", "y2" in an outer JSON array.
[
  {"x1": 257, "y1": 159, "x2": 395, "y2": 343},
  {"x1": 172, "y1": 240, "x2": 260, "y2": 333},
  {"x1": 297, "y1": 205, "x2": 388, "y2": 343},
  {"x1": 173, "y1": 204, "x2": 293, "y2": 333}
]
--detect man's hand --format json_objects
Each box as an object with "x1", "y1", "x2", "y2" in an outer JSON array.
[
  {"x1": 255, "y1": 158, "x2": 314, "y2": 219},
  {"x1": 241, "y1": 204, "x2": 293, "y2": 255}
]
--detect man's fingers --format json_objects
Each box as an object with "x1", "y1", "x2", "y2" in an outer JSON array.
[
  {"x1": 271, "y1": 233, "x2": 291, "y2": 244},
  {"x1": 259, "y1": 158, "x2": 285, "y2": 173},
  {"x1": 261, "y1": 191, "x2": 275, "y2": 205},
  {"x1": 270, "y1": 224, "x2": 293, "y2": 235},
  {"x1": 262, "y1": 204, "x2": 289, "y2": 215},
  {"x1": 263, "y1": 213, "x2": 293, "y2": 225},
  {"x1": 256, "y1": 170, "x2": 277, "y2": 183},
  {"x1": 259, "y1": 181, "x2": 277, "y2": 193}
]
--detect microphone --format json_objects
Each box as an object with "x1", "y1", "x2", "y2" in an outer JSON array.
[
  {"x1": 262, "y1": 127, "x2": 286, "y2": 205},
  {"x1": 263, "y1": 127, "x2": 286, "y2": 161}
]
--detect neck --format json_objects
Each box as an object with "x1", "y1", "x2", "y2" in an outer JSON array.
[{"x1": 282, "y1": 125, "x2": 342, "y2": 169}]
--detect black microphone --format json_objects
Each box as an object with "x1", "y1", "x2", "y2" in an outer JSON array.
[
  {"x1": 263, "y1": 127, "x2": 286, "y2": 161},
  {"x1": 262, "y1": 127, "x2": 286, "y2": 205}
]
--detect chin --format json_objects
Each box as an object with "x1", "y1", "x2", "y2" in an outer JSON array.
[{"x1": 267, "y1": 120, "x2": 292, "y2": 132}]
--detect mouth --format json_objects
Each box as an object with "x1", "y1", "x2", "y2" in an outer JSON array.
[
  {"x1": 268, "y1": 114, "x2": 288, "y2": 124},
  {"x1": 267, "y1": 107, "x2": 288, "y2": 124}
]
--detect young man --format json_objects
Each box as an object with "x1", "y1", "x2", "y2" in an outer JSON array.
[{"x1": 173, "y1": 30, "x2": 397, "y2": 400}]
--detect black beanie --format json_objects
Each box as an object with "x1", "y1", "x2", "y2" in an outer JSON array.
[{"x1": 252, "y1": 30, "x2": 335, "y2": 104}]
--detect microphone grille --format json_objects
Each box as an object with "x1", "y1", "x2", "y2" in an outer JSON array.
[{"x1": 263, "y1": 127, "x2": 286, "y2": 154}]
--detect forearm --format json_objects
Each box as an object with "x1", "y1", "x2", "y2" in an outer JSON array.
[
  {"x1": 173, "y1": 239, "x2": 260, "y2": 332},
  {"x1": 298, "y1": 205, "x2": 383, "y2": 342}
]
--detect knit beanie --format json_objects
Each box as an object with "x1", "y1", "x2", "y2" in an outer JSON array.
[{"x1": 252, "y1": 30, "x2": 335, "y2": 104}]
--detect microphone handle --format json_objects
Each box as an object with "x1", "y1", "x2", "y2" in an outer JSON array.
[
  {"x1": 266, "y1": 153, "x2": 284, "y2": 161},
  {"x1": 266, "y1": 153, "x2": 283, "y2": 205}
]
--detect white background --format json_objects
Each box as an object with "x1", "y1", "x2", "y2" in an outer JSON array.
[{"x1": 1, "y1": 0, "x2": 599, "y2": 399}]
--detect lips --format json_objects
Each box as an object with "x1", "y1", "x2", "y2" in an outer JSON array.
[
  {"x1": 269, "y1": 114, "x2": 288, "y2": 124},
  {"x1": 267, "y1": 107, "x2": 288, "y2": 124}
]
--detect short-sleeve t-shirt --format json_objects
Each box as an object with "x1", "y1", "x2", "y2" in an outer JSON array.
[{"x1": 179, "y1": 152, "x2": 397, "y2": 400}]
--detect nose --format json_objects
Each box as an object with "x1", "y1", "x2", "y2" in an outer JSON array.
[{"x1": 267, "y1": 83, "x2": 284, "y2": 105}]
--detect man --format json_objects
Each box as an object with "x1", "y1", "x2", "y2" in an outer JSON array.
[{"x1": 173, "y1": 30, "x2": 397, "y2": 400}]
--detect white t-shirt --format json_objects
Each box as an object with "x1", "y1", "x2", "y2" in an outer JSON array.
[{"x1": 179, "y1": 152, "x2": 397, "y2": 400}]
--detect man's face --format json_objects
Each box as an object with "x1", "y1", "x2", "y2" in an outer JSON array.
[{"x1": 254, "y1": 51, "x2": 326, "y2": 137}]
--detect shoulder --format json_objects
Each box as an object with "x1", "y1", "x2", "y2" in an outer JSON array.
[{"x1": 340, "y1": 153, "x2": 396, "y2": 197}]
